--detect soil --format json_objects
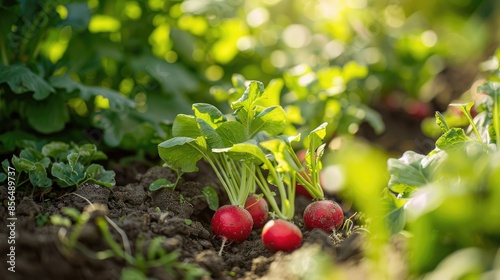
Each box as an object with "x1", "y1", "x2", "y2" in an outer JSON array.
[{"x1": 0, "y1": 161, "x2": 367, "y2": 280}]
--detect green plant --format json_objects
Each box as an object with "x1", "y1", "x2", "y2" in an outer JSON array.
[
  {"x1": 384, "y1": 52, "x2": 500, "y2": 276},
  {"x1": 0, "y1": 142, "x2": 115, "y2": 189}
]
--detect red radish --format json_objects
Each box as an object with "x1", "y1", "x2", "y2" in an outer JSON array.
[
  {"x1": 303, "y1": 200, "x2": 344, "y2": 232},
  {"x1": 261, "y1": 219, "x2": 302, "y2": 252},
  {"x1": 211, "y1": 205, "x2": 253, "y2": 243},
  {"x1": 245, "y1": 194, "x2": 269, "y2": 229}
]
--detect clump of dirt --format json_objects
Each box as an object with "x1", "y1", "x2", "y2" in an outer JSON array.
[{"x1": 0, "y1": 163, "x2": 364, "y2": 280}]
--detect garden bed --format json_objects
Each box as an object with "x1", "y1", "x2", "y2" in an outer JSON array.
[{"x1": 0, "y1": 162, "x2": 368, "y2": 280}]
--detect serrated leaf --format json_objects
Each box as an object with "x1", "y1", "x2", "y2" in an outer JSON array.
[
  {"x1": 435, "y1": 128, "x2": 471, "y2": 150},
  {"x1": 172, "y1": 114, "x2": 201, "y2": 138},
  {"x1": 249, "y1": 106, "x2": 286, "y2": 138},
  {"x1": 149, "y1": 178, "x2": 175, "y2": 191},
  {"x1": 29, "y1": 163, "x2": 52, "y2": 188},
  {"x1": 41, "y1": 142, "x2": 70, "y2": 159},
  {"x1": 202, "y1": 186, "x2": 219, "y2": 211},
  {"x1": 51, "y1": 162, "x2": 85, "y2": 187},
  {"x1": 158, "y1": 137, "x2": 208, "y2": 173},
  {"x1": 84, "y1": 164, "x2": 116, "y2": 187},
  {"x1": 0, "y1": 64, "x2": 54, "y2": 100},
  {"x1": 192, "y1": 103, "x2": 226, "y2": 128},
  {"x1": 387, "y1": 151, "x2": 431, "y2": 193}
]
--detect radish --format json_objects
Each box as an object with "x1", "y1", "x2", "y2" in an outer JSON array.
[
  {"x1": 303, "y1": 200, "x2": 344, "y2": 232},
  {"x1": 211, "y1": 205, "x2": 253, "y2": 244},
  {"x1": 244, "y1": 194, "x2": 269, "y2": 229},
  {"x1": 261, "y1": 219, "x2": 302, "y2": 252}
]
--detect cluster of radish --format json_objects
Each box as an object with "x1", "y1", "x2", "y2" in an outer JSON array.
[
  {"x1": 211, "y1": 123, "x2": 344, "y2": 253},
  {"x1": 158, "y1": 80, "x2": 344, "y2": 255}
]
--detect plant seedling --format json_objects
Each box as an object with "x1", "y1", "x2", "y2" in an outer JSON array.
[{"x1": 158, "y1": 81, "x2": 286, "y2": 247}]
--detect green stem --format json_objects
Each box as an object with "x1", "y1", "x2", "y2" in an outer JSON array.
[
  {"x1": 208, "y1": 155, "x2": 237, "y2": 205},
  {"x1": 253, "y1": 167, "x2": 284, "y2": 218},
  {"x1": 461, "y1": 107, "x2": 482, "y2": 142}
]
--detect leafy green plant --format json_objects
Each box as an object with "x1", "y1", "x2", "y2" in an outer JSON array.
[
  {"x1": 158, "y1": 80, "x2": 286, "y2": 208},
  {"x1": 384, "y1": 52, "x2": 500, "y2": 276},
  {"x1": 0, "y1": 142, "x2": 115, "y2": 189}
]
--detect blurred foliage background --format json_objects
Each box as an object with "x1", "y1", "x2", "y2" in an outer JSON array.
[{"x1": 1, "y1": 0, "x2": 499, "y2": 156}]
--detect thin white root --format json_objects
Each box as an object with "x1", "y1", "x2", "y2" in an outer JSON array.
[{"x1": 218, "y1": 238, "x2": 227, "y2": 256}]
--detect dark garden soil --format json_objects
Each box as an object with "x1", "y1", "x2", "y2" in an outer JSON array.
[{"x1": 0, "y1": 161, "x2": 369, "y2": 280}]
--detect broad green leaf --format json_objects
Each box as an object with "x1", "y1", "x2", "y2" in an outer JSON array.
[
  {"x1": 149, "y1": 178, "x2": 175, "y2": 191},
  {"x1": 192, "y1": 103, "x2": 226, "y2": 128},
  {"x1": 0, "y1": 173, "x2": 6, "y2": 182},
  {"x1": 387, "y1": 151, "x2": 432, "y2": 193},
  {"x1": 215, "y1": 121, "x2": 247, "y2": 146},
  {"x1": 84, "y1": 164, "x2": 116, "y2": 187},
  {"x1": 158, "y1": 137, "x2": 208, "y2": 173},
  {"x1": 0, "y1": 64, "x2": 54, "y2": 100},
  {"x1": 202, "y1": 186, "x2": 219, "y2": 211},
  {"x1": 172, "y1": 114, "x2": 202, "y2": 138},
  {"x1": 197, "y1": 118, "x2": 224, "y2": 149},
  {"x1": 249, "y1": 106, "x2": 287, "y2": 137},
  {"x1": 256, "y1": 78, "x2": 283, "y2": 107},
  {"x1": 435, "y1": 128, "x2": 472, "y2": 150},
  {"x1": 51, "y1": 162, "x2": 85, "y2": 187},
  {"x1": 29, "y1": 163, "x2": 52, "y2": 188},
  {"x1": 25, "y1": 94, "x2": 69, "y2": 134},
  {"x1": 11, "y1": 155, "x2": 35, "y2": 172},
  {"x1": 42, "y1": 142, "x2": 70, "y2": 159}
]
